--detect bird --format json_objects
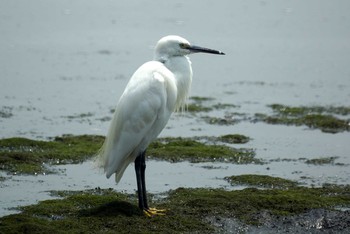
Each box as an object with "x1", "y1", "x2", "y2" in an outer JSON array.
[{"x1": 97, "y1": 35, "x2": 224, "y2": 216}]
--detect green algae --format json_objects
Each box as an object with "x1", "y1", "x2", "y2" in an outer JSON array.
[
  {"x1": 202, "y1": 115, "x2": 238, "y2": 125},
  {"x1": 1, "y1": 184, "x2": 349, "y2": 233},
  {"x1": 0, "y1": 188, "x2": 212, "y2": 234},
  {"x1": 219, "y1": 134, "x2": 250, "y2": 144},
  {"x1": 186, "y1": 134, "x2": 250, "y2": 145},
  {"x1": 187, "y1": 103, "x2": 212, "y2": 112},
  {"x1": 212, "y1": 103, "x2": 238, "y2": 110},
  {"x1": 0, "y1": 135, "x2": 104, "y2": 174},
  {"x1": 148, "y1": 138, "x2": 259, "y2": 164},
  {"x1": 187, "y1": 96, "x2": 214, "y2": 113},
  {"x1": 167, "y1": 186, "x2": 350, "y2": 225},
  {"x1": 305, "y1": 156, "x2": 340, "y2": 165},
  {"x1": 0, "y1": 135, "x2": 256, "y2": 174},
  {"x1": 225, "y1": 174, "x2": 299, "y2": 189},
  {"x1": 187, "y1": 96, "x2": 237, "y2": 113},
  {"x1": 64, "y1": 112, "x2": 95, "y2": 119},
  {"x1": 255, "y1": 104, "x2": 350, "y2": 133},
  {"x1": 269, "y1": 104, "x2": 350, "y2": 116}
]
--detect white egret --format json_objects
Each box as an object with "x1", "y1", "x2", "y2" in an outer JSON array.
[{"x1": 97, "y1": 35, "x2": 224, "y2": 216}]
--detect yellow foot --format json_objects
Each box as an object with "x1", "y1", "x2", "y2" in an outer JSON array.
[{"x1": 143, "y1": 207, "x2": 167, "y2": 217}]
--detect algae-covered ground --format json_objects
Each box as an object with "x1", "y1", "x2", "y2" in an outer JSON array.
[
  {"x1": 1, "y1": 135, "x2": 350, "y2": 233},
  {"x1": 0, "y1": 134, "x2": 257, "y2": 175},
  {"x1": 255, "y1": 104, "x2": 350, "y2": 133},
  {"x1": 148, "y1": 137, "x2": 258, "y2": 164},
  {"x1": 0, "y1": 135, "x2": 104, "y2": 174},
  {"x1": 188, "y1": 97, "x2": 350, "y2": 133},
  {"x1": 0, "y1": 179, "x2": 349, "y2": 233}
]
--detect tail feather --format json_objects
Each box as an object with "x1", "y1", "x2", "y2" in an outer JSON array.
[{"x1": 96, "y1": 133, "x2": 136, "y2": 183}]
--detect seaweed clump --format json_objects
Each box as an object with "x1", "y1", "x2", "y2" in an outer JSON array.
[
  {"x1": 255, "y1": 104, "x2": 350, "y2": 133},
  {"x1": 148, "y1": 138, "x2": 259, "y2": 164},
  {"x1": 225, "y1": 174, "x2": 299, "y2": 189},
  {"x1": 0, "y1": 135, "x2": 257, "y2": 175},
  {"x1": 0, "y1": 135, "x2": 104, "y2": 174}
]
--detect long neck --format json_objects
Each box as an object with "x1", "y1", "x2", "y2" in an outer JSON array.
[{"x1": 162, "y1": 56, "x2": 193, "y2": 111}]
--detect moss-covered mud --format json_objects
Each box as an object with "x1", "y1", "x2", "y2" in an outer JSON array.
[
  {"x1": 305, "y1": 156, "x2": 344, "y2": 166},
  {"x1": 255, "y1": 104, "x2": 350, "y2": 133},
  {"x1": 1, "y1": 181, "x2": 349, "y2": 233},
  {"x1": 0, "y1": 135, "x2": 104, "y2": 174},
  {"x1": 269, "y1": 156, "x2": 347, "y2": 166},
  {"x1": 188, "y1": 99, "x2": 350, "y2": 133},
  {"x1": 225, "y1": 174, "x2": 299, "y2": 189},
  {"x1": 148, "y1": 137, "x2": 258, "y2": 164},
  {"x1": 187, "y1": 96, "x2": 238, "y2": 113},
  {"x1": 0, "y1": 134, "x2": 256, "y2": 175}
]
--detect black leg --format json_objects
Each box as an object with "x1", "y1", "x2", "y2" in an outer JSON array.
[
  {"x1": 134, "y1": 150, "x2": 148, "y2": 210},
  {"x1": 140, "y1": 151, "x2": 149, "y2": 209},
  {"x1": 135, "y1": 150, "x2": 166, "y2": 216},
  {"x1": 134, "y1": 153, "x2": 144, "y2": 210}
]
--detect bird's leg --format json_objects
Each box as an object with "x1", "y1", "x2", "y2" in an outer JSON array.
[
  {"x1": 135, "y1": 151, "x2": 166, "y2": 217},
  {"x1": 134, "y1": 154, "x2": 146, "y2": 210},
  {"x1": 140, "y1": 151, "x2": 149, "y2": 210}
]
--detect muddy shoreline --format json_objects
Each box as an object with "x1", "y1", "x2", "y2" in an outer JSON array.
[
  {"x1": 0, "y1": 185, "x2": 349, "y2": 233},
  {"x1": 1, "y1": 133, "x2": 350, "y2": 233}
]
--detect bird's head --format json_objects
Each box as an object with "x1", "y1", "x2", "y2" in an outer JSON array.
[{"x1": 154, "y1": 35, "x2": 224, "y2": 61}]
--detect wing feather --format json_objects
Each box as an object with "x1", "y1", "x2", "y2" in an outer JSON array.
[{"x1": 97, "y1": 61, "x2": 177, "y2": 182}]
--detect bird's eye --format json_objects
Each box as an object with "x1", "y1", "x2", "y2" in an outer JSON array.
[{"x1": 179, "y1": 43, "x2": 187, "y2": 49}]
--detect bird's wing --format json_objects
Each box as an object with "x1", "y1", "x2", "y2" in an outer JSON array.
[{"x1": 100, "y1": 61, "x2": 177, "y2": 181}]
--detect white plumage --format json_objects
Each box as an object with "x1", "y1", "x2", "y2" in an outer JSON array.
[
  {"x1": 96, "y1": 35, "x2": 224, "y2": 214},
  {"x1": 100, "y1": 60, "x2": 186, "y2": 181},
  {"x1": 98, "y1": 36, "x2": 193, "y2": 182}
]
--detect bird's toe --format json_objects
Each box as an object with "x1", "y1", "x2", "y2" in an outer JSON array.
[{"x1": 144, "y1": 207, "x2": 167, "y2": 217}]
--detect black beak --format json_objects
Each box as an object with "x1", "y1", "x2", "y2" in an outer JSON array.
[{"x1": 188, "y1": 45, "x2": 225, "y2": 55}]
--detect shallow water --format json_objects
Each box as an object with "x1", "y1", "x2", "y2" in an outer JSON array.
[{"x1": 1, "y1": 0, "x2": 350, "y2": 216}]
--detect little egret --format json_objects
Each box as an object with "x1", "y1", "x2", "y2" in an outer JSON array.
[{"x1": 97, "y1": 35, "x2": 224, "y2": 216}]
